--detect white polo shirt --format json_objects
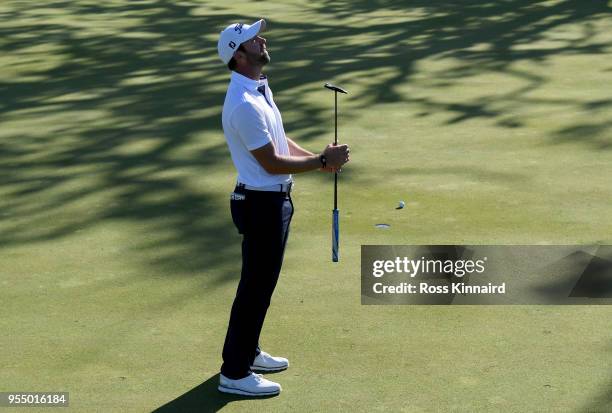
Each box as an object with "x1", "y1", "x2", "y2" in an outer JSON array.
[{"x1": 222, "y1": 71, "x2": 292, "y2": 187}]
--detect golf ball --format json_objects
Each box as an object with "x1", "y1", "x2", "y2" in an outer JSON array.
[{"x1": 397, "y1": 201, "x2": 405, "y2": 209}]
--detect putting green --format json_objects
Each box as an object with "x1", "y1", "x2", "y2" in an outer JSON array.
[{"x1": 1, "y1": 1, "x2": 611, "y2": 412}]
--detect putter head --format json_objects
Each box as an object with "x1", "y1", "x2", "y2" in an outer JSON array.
[{"x1": 324, "y1": 83, "x2": 348, "y2": 94}]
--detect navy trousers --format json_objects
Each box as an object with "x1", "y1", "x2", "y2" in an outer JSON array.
[{"x1": 221, "y1": 186, "x2": 294, "y2": 379}]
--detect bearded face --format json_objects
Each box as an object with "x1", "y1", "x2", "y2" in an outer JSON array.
[{"x1": 241, "y1": 36, "x2": 270, "y2": 66}]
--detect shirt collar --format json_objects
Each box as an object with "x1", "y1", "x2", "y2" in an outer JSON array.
[{"x1": 231, "y1": 71, "x2": 268, "y2": 91}]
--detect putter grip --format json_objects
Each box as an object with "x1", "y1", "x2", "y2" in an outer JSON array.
[{"x1": 332, "y1": 209, "x2": 339, "y2": 262}]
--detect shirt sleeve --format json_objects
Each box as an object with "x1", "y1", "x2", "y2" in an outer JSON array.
[{"x1": 231, "y1": 102, "x2": 272, "y2": 151}]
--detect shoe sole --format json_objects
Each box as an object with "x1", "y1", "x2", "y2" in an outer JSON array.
[
  {"x1": 250, "y1": 364, "x2": 289, "y2": 372},
  {"x1": 218, "y1": 384, "x2": 280, "y2": 396}
]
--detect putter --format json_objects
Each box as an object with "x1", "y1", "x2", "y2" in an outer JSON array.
[{"x1": 324, "y1": 83, "x2": 348, "y2": 262}]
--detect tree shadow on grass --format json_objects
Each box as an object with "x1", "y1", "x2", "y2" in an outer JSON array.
[
  {"x1": 1, "y1": 0, "x2": 610, "y2": 282},
  {"x1": 552, "y1": 119, "x2": 612, "y2": 150},
  {"x1": 0, "y1": 3, "x2": 247, "y2": 286},
  {"x1": 270, "y1": 0, "x2": 611, "y2": 145},
  {"x1": 1, "y1": 1, "x2": 611, "y2": 407}
]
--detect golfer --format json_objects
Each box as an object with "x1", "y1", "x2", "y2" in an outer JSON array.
[{"x1": 217, "y1": 19, "x2": 350, "y2": 396}]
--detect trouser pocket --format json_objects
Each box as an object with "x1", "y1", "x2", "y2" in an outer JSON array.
[{"x1": 230, "y1": 189, "x2": 247, "y2": 234}]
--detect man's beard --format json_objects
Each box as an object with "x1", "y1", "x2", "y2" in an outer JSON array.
[{"x1": 247, "y1": 49, "x2": 270, "y2": 66}]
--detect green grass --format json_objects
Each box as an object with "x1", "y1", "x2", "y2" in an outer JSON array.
[{"x1": 1, "y1": 1, "x2": 612, "y2": 412}]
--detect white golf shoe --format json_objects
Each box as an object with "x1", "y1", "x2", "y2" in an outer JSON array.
[
  {"x1": 251, "y1": 351, "x2": 289, "y2": 372},
  {"x1": 218, "y1": 372, "x2": 281, "y2": 396}
]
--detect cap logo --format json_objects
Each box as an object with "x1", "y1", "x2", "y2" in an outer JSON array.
[
  {"x1": 229, "y1": 41, "x2": 236, "y2": 49},
  {"x1": 234, "y1": 23, "x2": 243, "y2": 34}
]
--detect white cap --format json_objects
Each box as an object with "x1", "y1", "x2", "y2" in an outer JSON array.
[{"x1": 217, "y1": 19, "x2": 266, "y2": 65}]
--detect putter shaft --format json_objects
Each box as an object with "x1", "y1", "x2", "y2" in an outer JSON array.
[
  {"x1": 334, "y1": 90, "x2": 338, "y2": 210},
  {"x1": 325, "y1": 83, "x2": 348, "y2": 262}
]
